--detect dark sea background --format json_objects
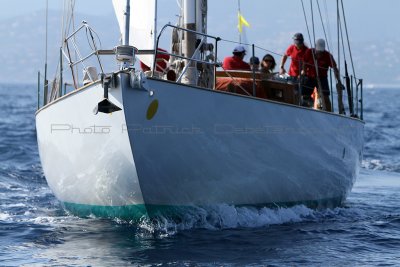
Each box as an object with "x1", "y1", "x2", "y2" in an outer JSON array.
[{"x1": 0, "y1": 84, "x2": 399, "y2": 266}]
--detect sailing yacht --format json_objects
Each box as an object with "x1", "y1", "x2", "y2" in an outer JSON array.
[{"x1": 35, "y1": 0, "x2": 364, "y2": 220}]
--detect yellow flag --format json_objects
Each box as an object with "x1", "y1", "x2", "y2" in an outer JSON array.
[{"x1": 237, "y1": 12, "x2": 250, "y2": 33}]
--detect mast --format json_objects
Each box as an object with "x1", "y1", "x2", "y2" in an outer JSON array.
[
  {"x1": 124, "y1": 0, "x2": 130, "y2": 46},
  {"x1": 181, "y1": 0, "x2": 198, "y2": 85},
  {"x1": 118, "y1": 0, "x2": 134, "y2": 70},
  {"x1": 196, "y1": 0, "x2": 205, "y2": 33}
]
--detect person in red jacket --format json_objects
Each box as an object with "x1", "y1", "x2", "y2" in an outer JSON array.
[
  {"x1": 302, "y1": 38, "x2": 343, "y2": 112},
  {"x1": 222, "y1": 45, "x2": 251, "y2": 71},
  {"x1": 279, "y1": 33, "x2": 308, "y2": 80}
]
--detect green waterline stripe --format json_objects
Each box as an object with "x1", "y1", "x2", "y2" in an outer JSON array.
[
  {"x1": 62, "y1": 202, "x2": 148, "y2": 221},
  {"x1": 62, "y1": 197, "x2": 344, "y2": 221}
]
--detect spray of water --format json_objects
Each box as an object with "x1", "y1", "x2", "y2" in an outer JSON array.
[{"x1": 134, "y1": 204, "x2": 318, "y2": 236}]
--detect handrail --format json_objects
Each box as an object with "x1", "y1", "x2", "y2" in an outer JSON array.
[
  {"x1": 156, "y1": 23, "x2": 220, "y2": 45},
  {"x1": 64, "y1": 23, "x2": 87, "y2": 41},
  {"x1": 62, "y1": 22, "x2": 102, "y2": 90},
  {"x1": 95, "y1": 49, "x2": 156, "y2": 56},
  {"x1": 153, "y1": 24, "x2": 220, "y2": 85}
]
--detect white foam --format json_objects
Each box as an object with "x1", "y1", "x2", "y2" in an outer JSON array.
[
  {"x1": 362, "y1": 159, "x2": 385, "y2": 170},
  {"x1": 0, "y1": 212, "x2": 10, "y2": 221},
  {"x1": 136, "y1": 204, "x2": 316, "y2": 236},
  {"x1": 0, "y1": 203, "x2": 25, "y2": 208}
]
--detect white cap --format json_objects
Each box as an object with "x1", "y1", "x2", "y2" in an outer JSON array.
[
  {"x1": 315, "y1": 39, "x2": 326, "y2": 51},
  {"x1": 233, "y1": 45, "x2": 246, "y2": 53}
]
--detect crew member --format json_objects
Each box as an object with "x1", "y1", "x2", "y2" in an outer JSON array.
[
  {"x1": 279, "y1": 33, "x2": 308, "y2": 80},
  {"x1": 222, "y1": 45, "x2": 251, "y2": 71},
  {"x1": 302, "y1": 38, "x2": 344, "y2": 112}
]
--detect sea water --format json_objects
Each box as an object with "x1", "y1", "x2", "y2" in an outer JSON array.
[{"x1": 0, "y1": 84, "x2": 399, "y2": 266}]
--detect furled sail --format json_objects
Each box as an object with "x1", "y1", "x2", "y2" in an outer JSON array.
[{"x1": 112, "y1": 0, "x2": 156, "y2": 68}]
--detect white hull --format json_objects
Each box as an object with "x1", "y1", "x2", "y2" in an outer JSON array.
[
  {"x1": 36, "y1": 73, "x2": 364, "y2": 219},
  {"x1": 36, "y1": 82, "x2": 145, "y2": 212}
]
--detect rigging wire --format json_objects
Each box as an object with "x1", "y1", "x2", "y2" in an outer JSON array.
[
  {"x1": 316, "y1": 1, "x2": 330, "y2": 53},
  {"x1": 61, "y1": 0, "x2": 65, "y2": 45},
  {"x1": 68, "y1": 0, "x2": 79, "y2": 86},
  {"x1": 336, "y1": 0, "x2": 341, "y2": 77},
  {"x1": 43, "y1": 0, "x2": 49, "y2": 104},
  {"x1": 340, "y1": 0, "x2": 357, "y2": 79},
  {"x1": 218, "y1": 37, "x2": 285, "y2": 59},
  {"x1": 45, "y1": 0, "x2": 48, "y2": 65},
  {"x1": 176, "y1": 0, "x2": 182, "y2": 10},
  {"x1": 316, "y1": 0, "x2": 338, "y2": 83},
  {"x1": 54, "y1": 0, "x2": 69, "y2": 82},
  {"x1": 301, "y1": 0, "x2": 327, "y2": 110},
  {"x1": 54, "y1": 0, "x2": 67, "y2": 79},
  {"x1": 310, "y1": 0, "x2": 316, "y2": 48},
  {"x1": 53, "y1": 0, "x2": 77, "y2": 91},
  {"x1": 253, "y1": 45, "x2": 284, "y2": 58},
  {"x1": 322, "y1": 0, "x2": 334, "y2": 55},
  {"x1": 300, "y1": 0, "x2": 312, "y2": 48},
  {"x1": 339, "y1": 19, "x2": 347, "y2": 62},
  {"x1": 336, "y1": 0, "x2": 357, "y2": 112}
]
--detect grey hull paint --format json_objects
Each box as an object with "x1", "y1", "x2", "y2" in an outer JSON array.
[{"x1": 121, "y1": 74, "x2": 364, "y2": 208}]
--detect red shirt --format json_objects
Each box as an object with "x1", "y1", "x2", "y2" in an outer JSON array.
[
  {"x1": 222, "y1": 55, "x2": 251, "y2": 71},
  {"x1": 285, "y1": 44, "x2": 308, "y2": 77},
  {"x1": 303, "y1": 48, "x2": 337, "y2": 78},
  {"x1": 140, "y1": 48, "x2": 170, "y2": 72}
]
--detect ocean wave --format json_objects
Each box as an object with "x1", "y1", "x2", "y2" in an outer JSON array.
[
  {"x1": 0, "y1": 212, "x2": 10, "y2": 221},
  {"x1": 362, "y1": 159, "x2": 386, "y2": 171},
  {"x1": 0, "y1": 203, "x2": 26, "y2": 209},
  {"x1": 129, "y1": 204, "x2": 363, "y2": 237},
  {"x1": 362, "y1": 159, "x2": 400, "y2": 173}
]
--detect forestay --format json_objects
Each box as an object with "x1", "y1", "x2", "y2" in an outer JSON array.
[{"x1": 112, "y1": 0, "x2": 157, "y2": 68}]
